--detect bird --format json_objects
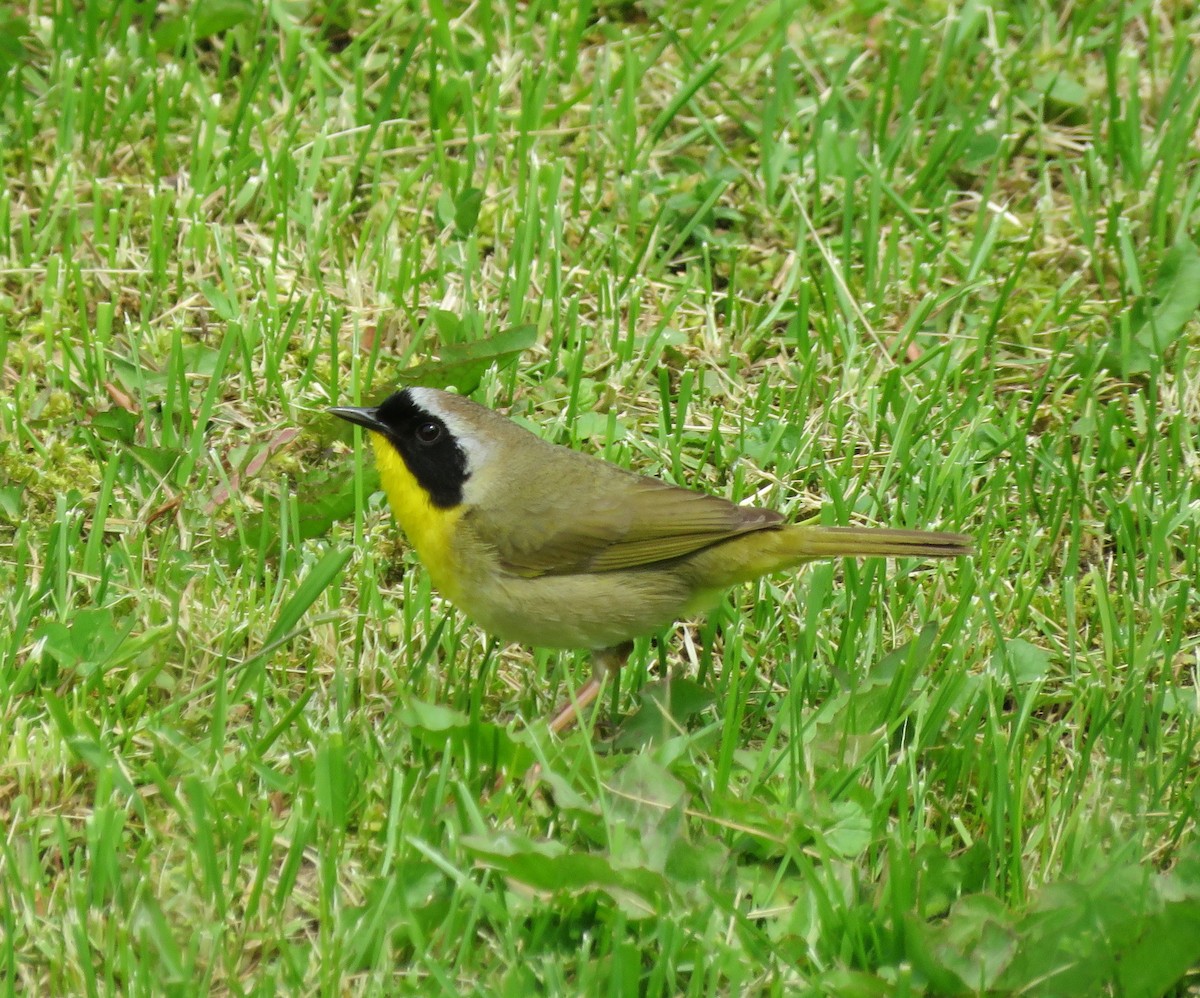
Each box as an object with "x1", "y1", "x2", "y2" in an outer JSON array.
[{"x1": 330, "y1": 387, "x2": 972, "y2": 736}]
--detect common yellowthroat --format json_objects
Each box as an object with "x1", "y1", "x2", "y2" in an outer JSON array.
[{"x1": 332, "y1": 388, "x2": 972, "y2": 734}]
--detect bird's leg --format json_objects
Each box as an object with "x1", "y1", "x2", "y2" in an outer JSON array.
[
  {"x1": 546, "y1": 641, "x2": 633, "y2": 736},
  {"x1": 505, "y1": 642, "x2": 635, "y2": 794}
]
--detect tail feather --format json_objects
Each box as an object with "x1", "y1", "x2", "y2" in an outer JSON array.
[
  {"x1": 781, "y1": 525, "x2": 974, "y2": 561},
  {"x1": 688, "y1": 523, "x2": 973, "y2": 589}
]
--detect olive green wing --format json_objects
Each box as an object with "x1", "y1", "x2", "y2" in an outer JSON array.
[{"x1": 468, "y1": 458, "x2": 784, "y2": 577}]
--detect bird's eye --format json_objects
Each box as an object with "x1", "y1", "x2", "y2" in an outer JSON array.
[{"x1": 415, "y1": 421, "x2": 442, "y2": 444}]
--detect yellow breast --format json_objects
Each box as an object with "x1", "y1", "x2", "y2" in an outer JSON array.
[{"x1": 370, "y1": 432, "x2": 465, "y2": 602}]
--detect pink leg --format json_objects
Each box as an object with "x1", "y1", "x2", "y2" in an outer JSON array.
[
  {"x1": 545, "y1": 641, "x2": 633, "y2": 736},
  {"x1": 495, "y1": 643, "x2": 635, "y2": 793}
]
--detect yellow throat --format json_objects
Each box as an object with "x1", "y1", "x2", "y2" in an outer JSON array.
[{"x1": 369, "y1": 430, "x2": 464, "y2": 601}]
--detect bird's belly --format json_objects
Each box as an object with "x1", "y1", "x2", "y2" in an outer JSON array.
[{"x1": 454, "y1": 567, "x2": 696, "y2": 650}]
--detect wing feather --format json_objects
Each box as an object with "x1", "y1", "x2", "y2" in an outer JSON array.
[{"x1": 468, "y1": 458, "x2": 783, "y2": 577}]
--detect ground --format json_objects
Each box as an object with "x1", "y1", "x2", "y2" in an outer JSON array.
[{"x1": 1, "y1": 1, "x2": 1198, "y2": 994}]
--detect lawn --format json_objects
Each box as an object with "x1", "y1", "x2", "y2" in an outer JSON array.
[{"x1": 1, "y1": 1, "x2": 1198, "y2": 994}]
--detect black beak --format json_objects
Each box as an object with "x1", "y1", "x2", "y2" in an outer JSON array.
[{"x1": 329, "y1": 405, "x2": 386, "y2": 433}]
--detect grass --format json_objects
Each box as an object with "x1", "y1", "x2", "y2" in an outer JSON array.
[{"x1": 1, "y1": 0, "x2": 1199, "y2": 994}]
